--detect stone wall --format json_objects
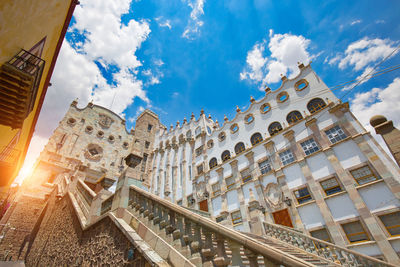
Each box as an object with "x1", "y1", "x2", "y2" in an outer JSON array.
[
  {"x1": 0, "y1": 195, "x2": 45, "y2": 261},
  {"x1": 25, "y1": 194, "x2": 149, "y2": 266}
]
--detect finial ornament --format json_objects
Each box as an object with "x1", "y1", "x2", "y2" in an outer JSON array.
[
  {"x1": 236, "y1": 106, "x2": 241, "y2": 112},
  {"x1": 224, "y1": 115, "x2": 228, "y2": 122},
  {"x1": 250, "y1": 96, "x2": 255, "y2": 103},
  {"x1": 208, "y1": 114, "x2": 212, "y2": 119},
  {"x1": 170, "y1": 124, "x2": 173, "y2": 131},
  {"x1": 183, "y1": 117, "x2": 187, "y2": 124},
  {"x1": 200, "y1": 109, "x2": 204, "y2": 116},
  {"x1": 215, "y1": 120, "x2": 220, "y2": 127},
  {"x1": 265, "y1": 86, "x2": 271, "y2": 94},
  {"x1": 176, "y1": 121, "x2": 180, "y2": 127},
  {"x1": 191, "y1": 112, "x2": 195, "y2": 120}
]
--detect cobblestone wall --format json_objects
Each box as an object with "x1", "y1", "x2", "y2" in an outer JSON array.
[
  {"x1": 25, "y1": 194, "x2": 148, "y2": 266},
  {"x1": 0, "y1": 195, "x2": 45, "y2": 261}
]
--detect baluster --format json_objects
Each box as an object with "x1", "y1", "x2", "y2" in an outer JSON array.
[
  {"x1": 201, "y1": 228, "x2": 216, "y2": 263},
  {"x1": 213, "y1": 234, "x2": 230, "y2": 267},
  {"x1": 183, "y1": 218, "x2": 193, "y2": 246},
  {"x1": 175, "y1": 215, "x2": 191, "y2": 258},
  {"x1": 166, "y1": 210, "x2": 176, "y2": 235},
  {"x1": 334, "y1": 248, "x2": 346, "y2": 265},
  {"x1": 143, "y1": 198, "x2": 150, "y2": 218},
  {"x1": 244, "y1": 248, "x2": 259, "y2": 267},
  {"x1": 227, "y1": 240, "x2": 243, "y2": 266},
  {"x1": 190, "y1": 223, "x2": 203, "y2": 265}
]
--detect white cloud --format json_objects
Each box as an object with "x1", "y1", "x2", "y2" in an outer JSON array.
[
  {"x1": 182, "y1": 0, "x2": 205, "y2": 39},
  {"x1": 350, "y1": 19, "x2": 362, "y2": 25},
  {"x1": 342, "y1": 66, "x2": 374, "y2": 91},
  {"x1": 375, "y1": 20, "x2": 385, "y2": 24},
  {"x1": 350, "y1": 78, "x2": 400, "y2": 157},
  {"x1": 156, "y1": 17, "x2": 172, "y2": 29},
  {"x1": 16, "y1": 0, "x2": 155, "y2": 183},
  {"x1": 240, "y1": 30, "x2": 312, "y2": 87},
  {"x1": 335, "y1": 38, "x2": 398, "y2": 71}
]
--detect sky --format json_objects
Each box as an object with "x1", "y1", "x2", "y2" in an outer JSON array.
[{"x1": 16, "y1": 0, "x2": 400, "y2": 183}]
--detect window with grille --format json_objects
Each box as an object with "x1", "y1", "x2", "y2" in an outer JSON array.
[
  {"x1": 325, "y1": 125, "x2": 347, "y2": 144},
  {"x1": 342, "y1": 221, "x2": 370, "y2": 243},
  {"x1": 241, "y1": 169, "x2": 252, "y2": 183},
  {"x1": 197, "y1": 164, "x2": 203, "y2": 175},
  {"x1": 379, "y1": 212, "x2": 400, "y2": 236},
  {"x1": 209, "y1": 157, "x2": 218, "y2": 169},
  {"x1": 141, "y1": 153, "x2": 148, "y2": 172},
  {"x1": 250, "y1": 132, "x2": 263, "y2": 145},
  {"x1": 212, "y1": 183, "x2": 221, "y2": 196},
  {"x1": 301, "y1": 138, "x2": 320, "y2": 156},
  {"x1": 189, "y1": 165, "x2": 192, "y2": 180},
  {"x1": 307, "y1": 98, "x2": 326, "y2": 114},
  {"x1": 234, "y1": 142, "x2": 245, "y2": 155},
  {"x1": 147, "y1": 124, "x2": 153, "y2": 132},
  {"x1": 294, "y1": 187, "x2": 312, "y2": 204},
  {"x1": 226, "y1": 176, "x2": 235, "y2": 190},
  {"x1": 231, "y1": 210, "x2": 243, "y2": 225},
  {"x1": 221, "y1": 150, "x2": 231, "y2": 162},
  {"x1": 320, "y1": 177, "x2": 342, "y2": 195},
  {"x1": 350, "y1": 165, "x2": 378, "y2": 185},
  {"x1": 145, "y1": 141, "x2": 150, "y2": 148},
  {"x1": 259, "y1": 159, "x2": 272, "y2": 175},
  {"x1": 286, "y1": 111, "x2": 303, "y2": 125},
  {"x1": 195, "y1": 145, "x2": 203, "y2": 157},
  {"x1": 279, "y1": 149, "x2": 295, "y2": 166},
  {"x1": 268, "y1": 122, "x2": 283, "y2": 136},
  {"x1": 310, "y1": 228, "x2": 331, "y2": 242}
]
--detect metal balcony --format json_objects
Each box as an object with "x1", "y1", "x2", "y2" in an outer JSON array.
[
  {"x1": 0, "y1": 146, "x2": 21, "y2": 186},
  {"x1": 0, "y1": 49, "x2": 45, "y2": 129}
]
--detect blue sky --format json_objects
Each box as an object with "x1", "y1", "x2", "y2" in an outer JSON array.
[{"x1": 17, "y1": 0, "x2": 400, "y2": 182}]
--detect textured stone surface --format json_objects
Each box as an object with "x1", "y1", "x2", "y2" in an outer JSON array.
[{"x1": 25, "y1": 195, "x2": 147, "y2": 266}]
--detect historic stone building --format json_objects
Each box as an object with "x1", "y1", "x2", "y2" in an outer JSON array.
[{"x1": 1, "y1": 63, "x2": 400, "y2": 266}]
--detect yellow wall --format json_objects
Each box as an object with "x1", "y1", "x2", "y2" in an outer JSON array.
[{"x1": 0, "y1": 0, "x2": 74, "y2": 184}]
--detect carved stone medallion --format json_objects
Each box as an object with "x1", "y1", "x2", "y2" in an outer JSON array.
[
  {"x1": 99, "y1": 114, "x2": 114, "y2": 128},
  {"x1": 265, "y1": 183, "x2": 282, "y2": 206}
]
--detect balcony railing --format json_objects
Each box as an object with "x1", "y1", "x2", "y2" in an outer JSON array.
[
  {"x1": 264, "y1": 221, "x2": 395, "y2": 267},
  {"x1": 0, "y1": 49, "x2": 45, "y2": 128},
  {"x1": 0, "y1": 146, "x2": 21, "y2": 165}
]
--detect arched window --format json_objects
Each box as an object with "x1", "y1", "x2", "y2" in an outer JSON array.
[
  {"x1": 307, "y1": 98, "x2": 326, "y2": 114},
  {"x1": 234, "y1": 142, "x2": 245, "y2": 155},
  {"x1": 221, "y1": 150, "x2": 231, "y2": 162},
  {"x1": 286, "y1": 111, "x2": 303, "y2": 125},
  {"x1": 186, "y1": 130, "x2": 192, "y2": 138},
  {"x1": 268, "y1": 122, "x2": 283, "y2": 136},
  {"x1": 250, "y1": 133, "x2": 263, "y2": 145},
  {"x1": 209, "y1": 157, "x2": 218, "y2": 169}
]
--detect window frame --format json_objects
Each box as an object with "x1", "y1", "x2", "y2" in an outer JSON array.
[
  {"x1": 293, "y1": 186, "x2": 313, "y2": 204},
  {"x1": 309, "y1": 227, "x2": 332, "y2": 243},
  {"x1": 268, "y1": 121, "x2": 283, "y2": 136},
  {"x1": 307, "y1": 98, "x2": 327, "y2": 114},
  {"x1": 231, "y1": 210, "x2": 243, "y2": 225},
  {"x1": 320, "y1": 176, "x2": 343, "y2": 196},
  {"x1": 258, "y1": 158, "x2": 272, "y2": 175},
  {"x1": 240, "y1": 168, "x2": 252, "y2": 184},
  {"x1": 286, "y1": 110, "x2": 303, "y2": 125},
  {"x1": 225, "y1": 176, "x2": 236, "y2": 190},
  {"x1": 341, "y1": 220, "x2": 370, "y2": 244},
  {"x1": 221, "y1": 150, "x2": 231, "y2": 162},
  {"x1": 250, "y1": 132, "x2": 263, "y2": 146},
  {"x1": 260, "y1": 102, "x2": 271, "y2": 114},
  {"x1": 209, "y1": 157, "x2": 218, "y2": 169},
  {"x1": 349, "y1": 165, "x2": 379, "y2": 186},
  {"x1": 218, "y1": 132, "x2": 226, "y2": 142},
  {"x1": 234, "y1": 142, "x2": 246, "y2": 155},
  {"x1": 230, "y1": 123, "x2": 239, "y2": 133},
  {"x1": 325, "y1": 125, "x2": 347, "y2": 144},
  {"x1": 212, "y1": 183, "x2": 221, "y2": 196},
  {"x1": 244, "y1": 114, "x2": 254, "y2": 124},
  {"x1": 378, "y1": 211, "x2": 400, "y2": 237},
  {"x1": 300, "y1": 138, "x2": 320, "y2": 156},
  {"x1": 279, "y1": 149, "x2": 295, "y2": 166}
]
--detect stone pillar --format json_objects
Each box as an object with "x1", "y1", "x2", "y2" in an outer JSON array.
[
  {"x1": 172, "y1": 145, "x2": 179, "y2": 203},
  {"x1": 111, "y1": 167, "x2": 136, "y2": 210},
  {"x1": 264, "y1": 141, "x2": 304, "y2": 230},
  {"x1": 247, "y1": 188, "x2": 266, "y2": 235},
  {"x1": 181, "y1": 140, "x2": 188, "y2": 206},
  {"x1": 164, "y1": 146, "x2": 172, "y2": 201},
  {"x1": 217, "y1": 167, "x2": 230, "y2": 227},
  {"x1": 230, "y1": 159, "x2": 250, "y2": 232}
]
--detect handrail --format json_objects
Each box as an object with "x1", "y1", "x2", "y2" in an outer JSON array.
[
  {"x1": 263, "y1": 221, "x2": 396, "y2": 267},
  {"x1": 129, "y1": 185, "x2": 316, "y2": 267},
  {"x1": 76, "y1": 179, "x2": 96, "y2": 207}
]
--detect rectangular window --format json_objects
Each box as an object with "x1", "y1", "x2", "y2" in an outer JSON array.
[
  {"x1": 231, "y1": 210, "x2": 243, "y2": 225},
  {"x1": 212, "y1": 183, "x2": 221, "y2": 196},
  {"x1": 379, "y1": 212, "x2": 400, "y2": 236},
  {"x1": 294, "y1": 186, "x2": 312, "y2": 204},
  {"x1": 197, "y1": 164, "x2": 203, "y2": 175},
  {"x1": 279, "y1": 149, "x2": 295, "y2": 166},
  {"x1": 216, "y1": 216, "x2": 224, "y2": 223},
  {"x1": 310, "y1": 228, "x2": 331, "y2": 242},
  {"x1": 147, "y1": 124, "x2": 153, "y2": 132},
  {"x1": 195, "y1": 145, "x2": 203, "y2": 157},
  {"x1": 325, "y1": 125, "x2": 347, "y2": 144},
  {"x1": 342, "y1": 221, "x2": 370, "y2": 243},
  {"x1": 350, "y1": 165, "x2": 378, "y2": 185},
  {"x1": 226, "y1": 176, "x2": 235, "y2": 190},
  {"x1": 320, "y1": 177, "x2": 342, "y2": 196},
  {"x1": 259, "y1": 159, "x2": 272, "y2": 175},
  {"x1": 241, "y1": 169, "x2": 252, "y2": 183},
  {"x1": 180, "y1": 163, "x2": 183, "y2": 185},
  {"x1": 141, "y1": 153, "x2": 148, "y2": 172},
  {"x1": 301, "y1": 138, "x2": 320, "y2": 156},
  {"x1": 189, "y1": 165, "x2": 192, "y2": 180},
  {"x1": 145, "y1": 141, "x2": 150, "y2": 149}
]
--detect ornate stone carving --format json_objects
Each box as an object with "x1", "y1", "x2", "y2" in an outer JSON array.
[
  {"x1": 84, "y1": 144, "x2": 103, "y2": 161},
  {"x1": 98, "y1": 113, "x2": 114, "y2": 128},
  {"x1": 265, "y1": 183, "x2": 282, "y2": 206}
]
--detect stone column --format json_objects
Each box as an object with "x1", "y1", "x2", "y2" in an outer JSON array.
[
  {"x1": 172, "y1": 145, "x2": 179, "y2": 203},
  {"x1": 247, "y1": 188, "x2": 266, "y2": 235},
  {"x1": 230, "y1": 159, "x2": 250, "y2": 232},
  {"x1": 217, "y1": 167, "x2": 230, "y2": 227},
  {"x1": 164, "y1": 146, "x2": 172, "y2": 201},
  {"x1": 264, "y1": 141, "x2": 304, "y2": 230},
  {"x1": 181, "y1": 139, "x2": 188, "y2": 206}
]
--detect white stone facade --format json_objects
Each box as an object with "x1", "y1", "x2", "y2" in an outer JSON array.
[{"x1": 149, "y1": 64, "x2": 400, "y2": 261}]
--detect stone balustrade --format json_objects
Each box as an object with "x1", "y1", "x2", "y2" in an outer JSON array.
[
  {"x1": 100, "y1": 195, "x2": 114, "y2": 215},
  {"x1": 263, "y1": 222, "x2": 395, "y2": 267},
  {"x1": 75, "y1": 179, "x2": 96, "y2": 218},
  {"x1": 128, "y1": 184, "x2": 315, "y2": 267}
]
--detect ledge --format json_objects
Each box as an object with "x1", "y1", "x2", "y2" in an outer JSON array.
[
  {"x1": 295, "y1": 199, "x2": 316, "y2": 208},
  {"x1": 346, "y1": 240, "x2": 376, "y2": 248},
  {"x1": 323, "y1": 190, "x2": 347, "y2": 200},
  {"x1": 355, "y1": 179, "x2": 384, "y2": 190}
]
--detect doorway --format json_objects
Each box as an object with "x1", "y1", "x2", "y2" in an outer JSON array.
[
  {"x1": 199, "y1": 199, "x2": 208, "y2": 212},
  {"x1": 272, "y1": 208, "x2": 293, "y2": 228}
]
